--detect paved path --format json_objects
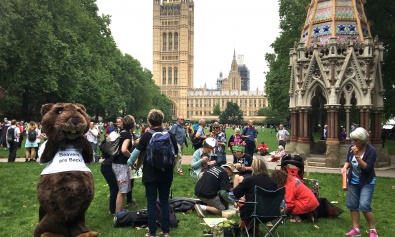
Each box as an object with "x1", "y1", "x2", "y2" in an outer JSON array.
[{"x1": 1, "y1": 154, "x2": 394, "y2": 177}]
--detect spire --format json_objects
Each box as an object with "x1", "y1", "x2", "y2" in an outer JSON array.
[
  {"x1": 300, "y1": 0, "x2": 371, "y2": 46},
  {"x1": 233, "y1": 48, "x2": 236, "y2": 60}
]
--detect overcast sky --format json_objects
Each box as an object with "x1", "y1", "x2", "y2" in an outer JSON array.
[{"x1": 96, "y1": 0, "x2": 280, "y2": 90}]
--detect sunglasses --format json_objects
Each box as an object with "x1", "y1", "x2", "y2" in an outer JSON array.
[
  {"x1": 180, "y1": 119, "x2": 184, "y2": 120},
  {"x1": 213, "y1": 127, "x2": 219, "y2": 129}
]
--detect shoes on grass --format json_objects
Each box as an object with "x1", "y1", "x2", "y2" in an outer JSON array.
[
  {"x1": 346, "y1": 228, "x2": 361, "y2": 237},
  {"x1": 194, "y1": 204, "x2": 205, "y2": 218}
]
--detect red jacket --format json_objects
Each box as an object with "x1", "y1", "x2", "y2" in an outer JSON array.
[{"x1": 284, "y1": 176, "x2": 319, "y2": 215}]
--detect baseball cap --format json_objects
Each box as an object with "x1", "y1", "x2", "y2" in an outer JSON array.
[
  {"x1": 222, "y1": 163, "x2": 239, "y2": 173},
  {"x1": 203, "y1": 137, "x2": 217, "y2": 148}
]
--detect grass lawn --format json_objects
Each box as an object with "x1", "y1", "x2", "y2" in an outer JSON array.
[{"x1": 1, "y1": 162, "x2": 394, "y2": 236}]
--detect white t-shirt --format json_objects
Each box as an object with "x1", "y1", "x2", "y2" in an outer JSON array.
[{"x1": 39, "y1": 141, "x2": 91, "y2": 175}]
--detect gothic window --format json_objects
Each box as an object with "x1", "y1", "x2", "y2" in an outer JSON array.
[
  {"x1": 168, "y1": 67, "x2": 172, "y2": 84},
  {"x1": 163, "y1": 33, "x2": 167, "y2": 51},
  {"x1": 174, "y1": 33, "x2": 179, "y2": 51},
  {"x1": 174, "y1": 67, "x2": 178, "y2": 84},
  {"x1": 169, "y1": 32, "x2": 173, "y2": 51},
  {"x1": 162, "y1": 67, "x2": 166, "y2": 85}
]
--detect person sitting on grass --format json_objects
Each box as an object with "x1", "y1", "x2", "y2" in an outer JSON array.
[
  {"x1": 257, "y1": 141, "x2": 269, "y2": 156},
  {"x1": 271, "y1": 170, "x2": 319, "y2": 223},
  {"x1": 233, "y1": 159, "x2": 277, "y2": 233},
  {"x1": 194, "y1": 163, "x2": 239, "y2": 218},
  {"x1": 269, "y1": 145, "x2": 285, "y2": 162},
  {"x1": 190, "y1": 137, "x2": 216, "y2": 179},
  {"x1": 232, "y1": 145, "x2": 253, "y2": 189}
]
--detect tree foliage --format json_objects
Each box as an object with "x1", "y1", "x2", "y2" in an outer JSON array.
[
  {"x1": 0, "y1": 0, "x2": 172, "y2": 122},
  {"x1": 364, "y1": 0, "x2": 395, "y2": 119},
  {"x1": 264, "y1": 0, "x2": 309, "y2": 122},
  {"x1": 212, "y1": 103, "x2": 221, "y2": 116},
  {"x1": 219, "y1": 102, "x2": 243, "y2": 124}
]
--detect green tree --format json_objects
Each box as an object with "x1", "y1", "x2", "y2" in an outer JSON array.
[
  {"x1": 264, "y1": 0, "x2": 310, "y2": 122},
  {"x1": 219, "y1": 102, "x2": 243, "y2": 124},
  {"x1": 365, "y1": 1, "x2": 395, "y2": 119},
  {"x1": 212, "y1": 103, "x2": 221, "y2": 116}
]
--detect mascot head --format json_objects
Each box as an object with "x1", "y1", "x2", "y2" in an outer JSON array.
[{"x1": 41, "y1": 103, "x2": 90, "y2": 140}]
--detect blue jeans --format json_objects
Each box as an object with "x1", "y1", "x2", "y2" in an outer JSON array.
[
  {"x1": 346, "y1": 183, "x2": 375, "y2": 212},
  {"x1": 91, "y1": 142, "x2": 98, "y2": 163},
  {"x1": 145, "y1": 179, "x2": 172, "y2": 235}
]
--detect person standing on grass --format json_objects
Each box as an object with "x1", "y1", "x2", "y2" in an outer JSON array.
[
  {"x1": 171, "y1": 115, "x2": 188, "y2": 175},
  {"x1": 112, "y1": 115, "x2": 136, "y2": 214},
  {"x1": 85, "y1": 122, "x2": 99, "y2": 164},
  {"x1": 276, "y1": 124, "x2": 289, "y2": 149},
  {"x1": 25, "y1": 121, "x2": 39, "y2": 162},
  {"x1": 6, "y1": 119, "x2": 20, "y2": 162},
  {"x1": 128, "y1": 109, "x2": 178, "y2": 237},
  {"x1": 241, "y1": 120, "x2": 258, "y2": 157},
  {"x1": 341, "y1": 127, "x2": 379, "y2": 237},
  {"x1": 101, "y1": 117, "x2": 123, "y2": 215},
  {"x1": 194, "y1": 119, "x2": 208, "y2": 150}
]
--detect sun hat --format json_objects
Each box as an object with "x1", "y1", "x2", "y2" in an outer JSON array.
[
  {"x1": 232, "y1": 145, "x2": 245, "y2": 152},
  {"x1": 203, "y1": 137, "x2": 217, "y2": 148},
  {"x1": 222, "y1": 163, "x2": 239, "y2": 173}
]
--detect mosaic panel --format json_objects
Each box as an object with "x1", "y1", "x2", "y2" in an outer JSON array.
[
  {"x1": 336, "y1": 23, "x2": 358, "y2": 35},
  {"x1": 301, "y1": 30, "x2": 309, "y2": 43},
  {"x1": 305, "y1": 6, "x2": 315, "y2": 26},
  {"x1": 311, "y1": 23, "x2": 332, "y2": 37},
  {"x1": 309, "y1": 35, "x2": 331, "y2": 45},
  {"x1": 336, "y1": 0, "x2": 352, "y2": 7},
  {"x1": 361, "y1": 24, "x2": 370, "y2": 37},
  {"x1": 315, "y1": 8, "x2": 332, "y2": 22},
  {"x1": 336, "y1": 7, "x2": 355, "y2": 20},
  {"x1": 356, "y1": 3, "x2": 366, "y2": 22},
  {"x1": 317, "y1": 0, "x2": 332, "y2": 9},
  {"x1": 336, "y1": 35, "x2": 361, "y2": 44}
]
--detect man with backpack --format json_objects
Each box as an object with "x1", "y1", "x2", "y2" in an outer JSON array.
[
  {"x1": 192, "y1": 119, "x2": 208, "y2": 150},
  {"x1": 128, "y1": 109, "x2": 178, "y2": 237},
  {"x1": 6, "y1": 119, "x2": 21, "y2": 162},
  {"x1": 170, "y1": 116, "x2": 188, "y2": 175}
]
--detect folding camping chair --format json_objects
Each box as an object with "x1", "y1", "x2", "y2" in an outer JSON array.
[{"x1": 239, "y1": 186, "x2": 287, "y2": 237}]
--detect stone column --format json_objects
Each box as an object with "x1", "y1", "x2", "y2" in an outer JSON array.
[
  {"x1": 297, "y1": 108, "x2": 311, "y2": 157},
  {"x1": 325, "y1": 105, "x2": 340, "y2": 167},
  {"x1": 370, "y1": 109, "x2": 382, "y2": 144},
  {"x1": 286, "y1": 108, "x2": 299, "y2": 153},
  {"x1": 344, "y1": 105, "x2": 352, "y2": 142},
  {"x1": 359, "y1": 106, "x2": 370, "y2": 132}
]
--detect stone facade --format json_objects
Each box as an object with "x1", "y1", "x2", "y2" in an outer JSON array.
[{"x1": 152, "y1": 0, "x2": 267, "y2": 121}]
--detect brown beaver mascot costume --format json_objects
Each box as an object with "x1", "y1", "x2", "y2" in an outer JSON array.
[{"x1": 34, "y1": 103, "x2": 98, "y2": 237}]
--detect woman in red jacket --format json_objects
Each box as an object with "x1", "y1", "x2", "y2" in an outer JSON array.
[{"x1": 271, "y1": 170, "x2": 319, "y2": 222}]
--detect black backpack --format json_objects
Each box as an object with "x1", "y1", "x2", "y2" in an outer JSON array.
[
  {"x1": 156, "y1": 199, "x2": 179, "y2": 228},
  {"x1": 191, "y1": 130, "x2": 203, "y2": 150},
  {"x1": 146, "y1": 130, "x2": 175, "y2": 171},
  {"x1": 28, "y1": 129, "x2": 37, "y2": 142},
  {"x1": 113, "y1": 209, "x2": 148, "y2": 228},
  {"x1": 6, "y1": 127, "x2": 15, "y2": 142}
]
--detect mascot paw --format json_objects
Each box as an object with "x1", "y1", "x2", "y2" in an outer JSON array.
[
  {"x1": 41, "y1": 233, "x2": 65, "y2": 237},
  {"x1": 76, "y1": 231, "x2": 99, "y2": 237}
]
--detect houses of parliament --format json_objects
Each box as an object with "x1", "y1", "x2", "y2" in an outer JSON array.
[{"x1": 153, "y1": 0, "x2": 267, "y2": 121}]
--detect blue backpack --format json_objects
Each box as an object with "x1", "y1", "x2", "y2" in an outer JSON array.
[{"x1": 147, "y1": 130, "x2": 175, "y2": 171}]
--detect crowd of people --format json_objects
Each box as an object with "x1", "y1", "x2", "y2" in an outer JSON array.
[{"x1": 0, "y1": 113, "x2": 379, "y2": 237}]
